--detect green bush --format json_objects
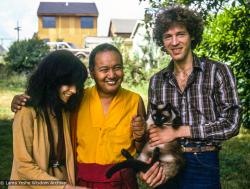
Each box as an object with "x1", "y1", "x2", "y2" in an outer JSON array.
[
  {"x1": 113, "y1": 37, "x2": 169, "y2": 89},
  {"x1": 197, "y1": 5, "x2": 250, "y2": 128},
  {"x1": 4, "y1": 36, "x2": 49, "y2": 74}
]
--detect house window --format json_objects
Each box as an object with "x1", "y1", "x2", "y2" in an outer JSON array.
[
  {"x1": 42, "y1": 16, "x2": 56, "y2": 28},
  {"x1": 81, "y1": 16, "x2": 94, "y2": 28}
]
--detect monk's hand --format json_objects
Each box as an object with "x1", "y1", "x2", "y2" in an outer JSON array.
[
  {"x1": 131, "y1": 115, "x2": 146, "y2": 142},
  {"x1": 11, "y1": 94, "x2": 30, "y2": 112}
]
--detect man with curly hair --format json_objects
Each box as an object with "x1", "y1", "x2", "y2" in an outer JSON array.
[{"x1": 140, "y1": 6, "x2": 241, "y2": 189}]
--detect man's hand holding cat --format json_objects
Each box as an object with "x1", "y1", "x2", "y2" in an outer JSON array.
[
  {"x1": 139, "y1": 161, "x2": 167, "y2": 187},
  {"x1": 149, "y1": 125, "x2": 191, "y2": 147},
  {"x1": 149, "y1": 125, "x2": 177, "y2": 146},
  {"x1": 131, "y1": 115, "x2": 146, "y2": 142}
]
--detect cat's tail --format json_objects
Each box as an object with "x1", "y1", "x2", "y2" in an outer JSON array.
[{"x1": 106, "y1": 160, "x2": 149, "y2": 179}]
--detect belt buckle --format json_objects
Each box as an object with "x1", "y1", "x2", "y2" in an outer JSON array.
[{"x1": 197, "y1": 145, "x2": 202, "y2": 153}]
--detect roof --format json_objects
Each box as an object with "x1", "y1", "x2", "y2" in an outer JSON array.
[
  {"x1": 130, "y1": 20, "x2": 143, "y2": 38},
  {"x1": 109, "y1": 19, "x2": 137, "y2": 34},
  {"x1": 37, "y1": 2, "x2": 98, "y2": 16}
]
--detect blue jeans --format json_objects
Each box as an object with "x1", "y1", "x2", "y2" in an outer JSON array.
[{"x1": 156, "y1": 152, "x2": 221, "y2": 189}]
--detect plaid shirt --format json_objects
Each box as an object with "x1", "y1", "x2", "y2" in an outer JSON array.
[{"x1": 148, "y1": 54, "x2": 241, "y2": 146}]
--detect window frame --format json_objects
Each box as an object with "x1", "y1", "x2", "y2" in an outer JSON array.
[
  {"x1": 42, "y1": 16, "x2": 56, "y2": 28},
  {"x1": 80, "y1": 16, "x2": 94, "y2": 29}
]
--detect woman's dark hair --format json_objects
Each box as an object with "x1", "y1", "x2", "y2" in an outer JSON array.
[
  {"x1": 88, "y1": 43, "x2": 123, "y2": 72},
  {"x1": 26, "y1": 50, "x2": 88, "y2": 114},
  {"x1": 153, "y1": 6, "x2": 204, "y2": 50},
  {"x1": 26, "y1": 50, "x2": 88, "y2": 169}
]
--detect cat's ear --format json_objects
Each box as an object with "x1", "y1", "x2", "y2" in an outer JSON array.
[
  {"x1": 171, "y1": 106, "x2": 180, "y2": 116},
  {"x1": 157, "y1": 104, "x2": 165, "y2": 110},
  {"x1": 150, "y1": 103, "x2": 157, "y2": 110},
  {"x1": 172, "y1": 116, "x2": 182, "y2": 127},
  {"x1": 165, "y1": 103, "x2": 172, "y2": 112},
  {"x1": 146, "y1": 114, "x2": 154, "y2": 128},
  {"x1": 170, "y1": 109, "x2": 177, "y2": 120}
]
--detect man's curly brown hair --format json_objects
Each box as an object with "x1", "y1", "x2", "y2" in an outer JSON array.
[{"x1": 153, "y1": 6, "x2": 204, "y2": 50}]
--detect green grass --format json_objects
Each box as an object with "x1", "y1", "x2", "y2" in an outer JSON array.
[
  {"x1": 220, "y1": 128, "x2": 250, "y2": 188},
  {"x1": 0, "y1": 120, "x2": 13, "y2": 180},
  {"x1": 0, "y1": 73, "x2": 250, "y2": 189},
  {"x1": 0, "y1": 66, "x2": 26, "y2": 120}
]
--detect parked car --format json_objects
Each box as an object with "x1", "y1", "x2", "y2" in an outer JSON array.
[{"x1": 46, "y1": 42, "x2": 90, "y2": 60}]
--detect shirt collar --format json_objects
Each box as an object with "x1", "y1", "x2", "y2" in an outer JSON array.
[{"x1": 162, "y1": 53, "x2": 205, "y2": 78}]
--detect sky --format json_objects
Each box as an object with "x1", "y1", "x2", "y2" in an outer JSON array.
[{"x1": 0, "y1": 0, "x2": 148, "y2": 48}]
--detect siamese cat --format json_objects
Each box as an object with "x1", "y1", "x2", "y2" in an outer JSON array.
[{"x1": 106, "y1": 103, "x2": 184, "y2": 180}]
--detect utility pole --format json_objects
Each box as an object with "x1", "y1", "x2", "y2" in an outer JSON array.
[{"x1": 14, "y1": 21, "x2": 21, "y2": 41}]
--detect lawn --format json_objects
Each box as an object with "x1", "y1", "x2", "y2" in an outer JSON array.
[{"x1": 0, "y1": 73, "x2": 250, "y2": 189}]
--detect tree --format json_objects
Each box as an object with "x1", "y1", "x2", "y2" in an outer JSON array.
[
  {"x1": 5, "y1": 36, "x2": 49, "y2": 74},
  {"x1": 140, "y1": 0, "x2": 249, "y2": 19},
  {"x1": 197, "y1": 5, "x2": 250, "y2": 128}
]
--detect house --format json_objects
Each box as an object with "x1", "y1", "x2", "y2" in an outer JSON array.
[
  {"x1": 108, "y1": 19, "x2": 137, "y2": 38},
  {"x1": 37, "y1": 2, "x2": 98, "y2": 48},
  {"x1": 84, "y1": 21, "x2": 136, "y2": 50},
  {"x1": 130, "y1": 20, "x2": 163, "y2": 67},
  {"x1": 108, "y1": 18, "x2": 138, "y2": 48},
  {"x1": 130, "y1": 20, "x2": 149, "y2": 55},
  {"x1": 84, "y1": 36, "x2": 113, "y2": 50}
]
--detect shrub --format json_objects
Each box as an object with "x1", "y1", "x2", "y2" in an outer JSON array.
[
  {"x1": 4, "y1": 36, "x2": 49, "y2": 74},
  {"x1": 197, "y1": 6, "x2": 250, "y2": 128}
]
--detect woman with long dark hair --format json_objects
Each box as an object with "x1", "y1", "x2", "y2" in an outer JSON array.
[{"x1": 9, "y1": 50, "x2": 89, "y2": 189}]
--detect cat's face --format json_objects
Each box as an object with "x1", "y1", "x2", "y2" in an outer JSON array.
[{"x1": 150, "y1": 103, "x2": 181, "y2": 127}]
